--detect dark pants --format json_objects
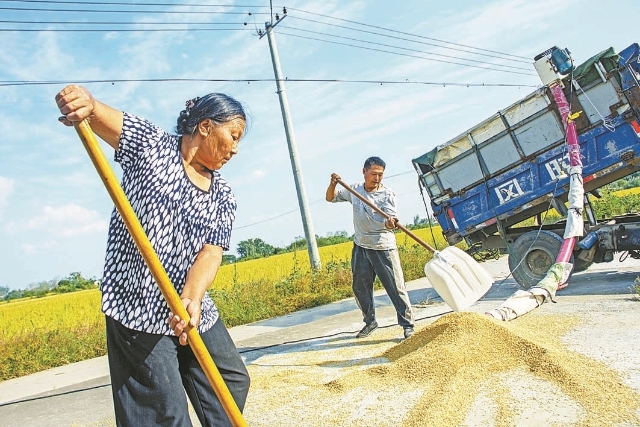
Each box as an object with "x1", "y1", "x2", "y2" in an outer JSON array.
[
  {"x1": 351, "y1": 244, "x2": 414, "y2": 328},
  {"x1": 106, "y1": 316, "x2": 250, "y2": 427}
]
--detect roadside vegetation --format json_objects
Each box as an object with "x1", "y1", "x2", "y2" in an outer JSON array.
[
  {"x1": 0, "y1": 225, "x2": 447, "y2": 381},
  {"x1": 2, "y1": 177, "x2": 639, "y2": 381}
]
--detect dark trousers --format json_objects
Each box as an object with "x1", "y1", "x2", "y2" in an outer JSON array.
[
  {"x1": 106, "y1": 316, "x2": 250, "y2": 427},
  {"x1": 351, "y1": 244, "x2": 414, "y2": 328}
]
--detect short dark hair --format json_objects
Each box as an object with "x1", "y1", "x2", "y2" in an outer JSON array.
[
  {"x1": 175, "y1": 93, "x2": 247, "y2": 135},
  {"x1": 364, "y1": 156, "x2": 386, "y2": 170}
]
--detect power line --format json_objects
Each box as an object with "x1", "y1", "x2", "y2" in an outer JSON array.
[
  {"x1": 234, "y1": 171, "x2": 417, "y2": 230},
  {"x1": 0, "y1": 5, "x2": 268, "y2": 14},
  {"x1": 0, "y1": 20, "x2": 246, "y2": 25},
  {"x1": 0, "y1": 27, "x2": 251, "y2": 32},
  {"x1": 278, "y1": 31, "x2": 536, "y2": 77},
  {"x1": 4, "y1": 0, "x2": 268, "y2": 7},
  {"x1": 0, "y1": 78, "x2": 537, "y2": 87},
  {"x1": 279, "y1": 25, "x2": 533, "y2": 72},
  {"x1": 287, "y1": 15, "x2": 531, "y2": 65},
  {"x1": 287, "y1": 7, "x2": 531, "y2": 61}
]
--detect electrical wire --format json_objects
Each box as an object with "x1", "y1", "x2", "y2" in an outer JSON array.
[
  {"x1": 233, "y1": 171, "x2": 416, "y2": 230},
  {"x1": 277, "y1": 31, "x2": 536, "y2": 77},
  {"x1": 0, "y1": 78, "x2": 538, "y2": 87},
  {"x1": 0, "y1": 27, "x2": 252, "y2": 32},
  {"x1": 278, "y1": 25, "x2": 533, "y2": 72},
  {"x1": 5, "y1": 1, "x2": 531, "y2": 66},
  {"x1": 0, "y1": 5, "x2": 268, "y2": 14},
  {"x1": 286, "y1": 8, "x2": 531, "y2": 61},
  {"x1": 4, "y1": 0, "x2": 268, "y2": 6},
  {"x1": 0, "y1": 20, "x2": 246, "y2": 25},
  {"x1": 237, "y1": 308, "x2": 453, "y2": 355}
]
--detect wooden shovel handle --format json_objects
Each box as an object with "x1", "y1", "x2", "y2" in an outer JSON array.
[
  {"x1": 335, "y1": 178, "x2": 436, "y2": 253},
  {"x1": 73, "y1": 120, "x2": 247, "y2": 427}
]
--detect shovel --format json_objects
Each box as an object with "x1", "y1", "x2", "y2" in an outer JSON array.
[
  {"x1": 335, "y1": 178, "x2": 494, "y2": 312},
  {"x1": 73, "y1": 120, "x2": 247, "y2": 427}
]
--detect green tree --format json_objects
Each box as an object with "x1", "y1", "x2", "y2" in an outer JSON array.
[
  {"x1": 236, "y1": 238, "x2": 277, "y2": 260},
  {"x1": 53, "y1": 272, "x2": 98, "y2": 293},
  {"x1": 222, "y1": 254, "x2": 237, "y2": 265},
  {"x1": 5, "y1": 289, "x2": 23, "y2": 301}
]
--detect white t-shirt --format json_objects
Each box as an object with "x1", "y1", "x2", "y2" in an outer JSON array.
[{"x1": 332, "y1": 183, "x2": 397, "y2": 250}]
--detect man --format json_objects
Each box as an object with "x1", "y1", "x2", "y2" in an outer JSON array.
[{"x1": 326, "y1": 157, "x2": 415, "y2": 339}]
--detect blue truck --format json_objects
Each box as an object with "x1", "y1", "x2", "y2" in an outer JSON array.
[{"x1": 412, "y1": 43, "x2": 640, "y2": 288}]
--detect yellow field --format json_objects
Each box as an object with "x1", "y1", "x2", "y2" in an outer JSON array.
[
  {"x1": 213, "y1": 226, "x2": 446, "y2": 289},
  {"x1": 612, "y1": 187, "x2": 640, "y2": 197},
  {"x1": 0, "y1": 226, "x2": 445, "y2": 334},
  {"x1": 0, "y1": 289, "x2": 103, "y2": 341}
]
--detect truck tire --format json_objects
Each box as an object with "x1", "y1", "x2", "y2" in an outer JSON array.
[
  {"x1": 573, "y1": 256, "x2": 593, "y2": 273},
  {"x1": 508, "y1": 230, "x2": 573, "y2": 289}
]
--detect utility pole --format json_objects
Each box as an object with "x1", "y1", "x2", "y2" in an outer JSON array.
[{"x1": 260, "y1": 13, "x2": 322, "y2": 271}]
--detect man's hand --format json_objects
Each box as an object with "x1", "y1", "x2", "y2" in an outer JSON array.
[
  {"x1": 326, "y1": 173, "x2": 342, "y2": 202},
  {"x1": 385, "y1": 217, "x2": 399, "y2": 229},
  {"x1": 167, "y1": 297, "x2": 202, "y2": 346}
]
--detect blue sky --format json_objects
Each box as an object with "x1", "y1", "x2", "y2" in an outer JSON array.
[{"x1": 0, "y1": 0, "x2": 637, "y2": 290}]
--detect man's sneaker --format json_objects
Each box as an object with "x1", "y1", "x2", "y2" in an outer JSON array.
[
  {"x1": 356, "y1": 321, "x2": 378, "y2": 338},
  {"x1": 403, "y1": 326, "x2": 415, "y2": 339}
]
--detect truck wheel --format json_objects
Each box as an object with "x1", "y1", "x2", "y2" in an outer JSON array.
[
  {"x1": 508, "y1": 230, "x2": 572, "y2": 289},
  {"x1": 573, "y1": 257, "x2": 593, "y2": 273}
]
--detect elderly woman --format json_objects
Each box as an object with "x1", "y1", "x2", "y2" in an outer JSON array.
[{"x1": 56, "y1": 85, "x2": 250, "y2": 427}]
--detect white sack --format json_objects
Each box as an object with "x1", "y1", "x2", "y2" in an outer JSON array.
[{"x1": 564, "y1": 165, "x2": 584, "y2": 239}]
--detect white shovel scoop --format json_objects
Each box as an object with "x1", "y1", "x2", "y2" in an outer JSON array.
[{"x1": 336, "y1": 178, "x2": 494, "y2": 312}]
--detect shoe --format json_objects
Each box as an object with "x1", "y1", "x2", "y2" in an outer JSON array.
[
  {"x1": 403, "y1": 326, "x2": 414, "y2": 339},
  {"x1": 356, "y1": 321, "x2": 378, "y2": 338}
]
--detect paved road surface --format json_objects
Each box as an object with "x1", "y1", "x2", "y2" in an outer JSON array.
[{"x1": 1, "y1": 255, "x2": 639, "y2": 426}]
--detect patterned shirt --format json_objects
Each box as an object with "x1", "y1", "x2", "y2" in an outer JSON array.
[
  {"x1": 332, "y1": 183, "x2": 397, "y2": 250},
  {"x1": 100, "y1": 113, "x2": 236, "y2": 335}
]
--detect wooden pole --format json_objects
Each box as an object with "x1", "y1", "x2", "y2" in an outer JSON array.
[{"x1": 335, "y1": 178, "x2": 437, "y2": 253}]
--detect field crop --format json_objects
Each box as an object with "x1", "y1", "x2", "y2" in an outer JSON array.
[
  {"x1": 0, "y1": 290, "x2": 105, "y2": 380},
  {"x1": 0, "y1": 225, "x2": 448, "y2": 381},
  {"x1": 214, "y1": 226, "x2": 447, "y2": 289},
  {"x1": 612, "y1": 187, "x2": 640, "y2": 197}
]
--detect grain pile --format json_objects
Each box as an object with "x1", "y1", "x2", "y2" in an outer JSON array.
[{"x1": 243, "y1": 312, "x2": 640, "y2": 426}]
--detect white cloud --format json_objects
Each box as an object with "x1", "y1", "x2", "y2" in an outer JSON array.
[{"x1": 23, "y1": 204, "x2": 109, "y2": 238}]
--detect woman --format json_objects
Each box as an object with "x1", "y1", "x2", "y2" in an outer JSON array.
[{"x1": 56, "y1": 85, "x2": 250, "y2": 427}]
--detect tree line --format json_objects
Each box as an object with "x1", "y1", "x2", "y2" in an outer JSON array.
[
  {"x1": 0, "y1": 271, "x2": 99, "y2": 302},
  {"x1": 224, "y1": 215, "x2": 437, "y2": 264},
  {"x1": 1, "y1": 216, "x2": 438, "y2": 300}
]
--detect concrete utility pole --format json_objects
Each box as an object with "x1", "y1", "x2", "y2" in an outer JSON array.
[{"x1": 261, "y1": 16, "x2": 322, "y2": 271}]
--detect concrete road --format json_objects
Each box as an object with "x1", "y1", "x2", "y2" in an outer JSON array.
[{"x1": 1, "y1": 255, "x2": 639, "y2": 426}]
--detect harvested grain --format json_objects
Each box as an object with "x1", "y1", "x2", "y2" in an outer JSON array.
[{"x1": 244, "y1": 312, "x2": 640, "y2": 426}]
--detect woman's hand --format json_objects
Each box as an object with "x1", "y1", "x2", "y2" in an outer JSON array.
[
  {"x1": 167, "y1": 297, "x2": 202, "y2": 346},
  {"x1": 55, "y1": 85, "x2": 96, "y2": 126}
]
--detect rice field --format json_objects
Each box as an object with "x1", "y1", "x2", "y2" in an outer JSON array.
[
  {"x1": 0, "y1": 226, "x2": 447, "y2": 380},
  {"x1": 214, "y1": 226, "x2": 446, "y2": 289},
  {"x1": 611, "y1": 186, "x2": 640, "y2": 197},
  {"x1": 0, "y1": 290, "x2": 105, "y2": 379}
]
